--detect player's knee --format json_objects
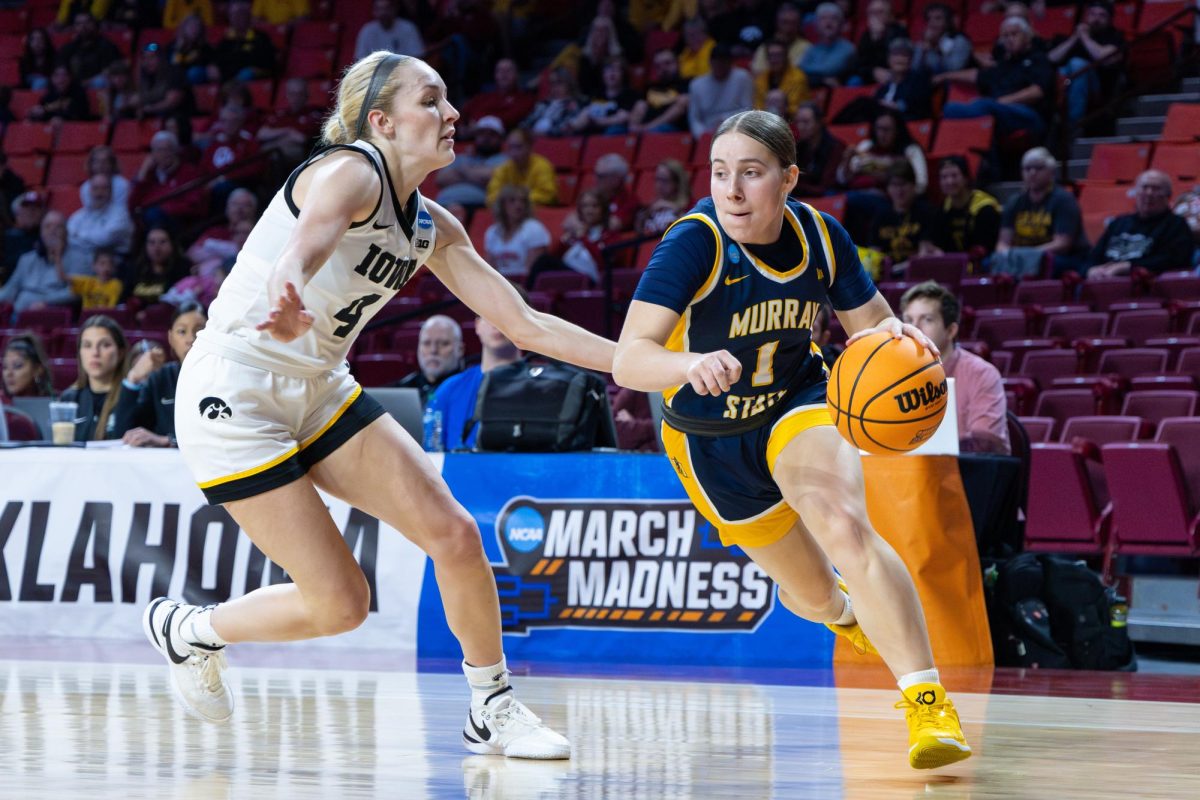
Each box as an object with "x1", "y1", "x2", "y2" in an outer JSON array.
[
  {"x1": 426, "y1": 512, "x2": 484, "y2": 565},
  {"x1": 312, "y1": 574, "x2": 371, "y2": 636},
  {"x1": 779, "y1": 585, "x2": 840, "y2": 621},
  {"x1": 820, "y1": 509, "x2": 874, "y2": 573}
]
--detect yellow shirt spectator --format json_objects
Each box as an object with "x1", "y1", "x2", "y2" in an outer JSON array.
[
  {"x1": 678, "y1": 38, "x2": 714, "y2": 81},
  {"x1": 753, "y1": 64, "x2": 810, "y2": 117},
  {"x1": 69, "y1": 276, "x2": 123, "y2": 310},
  {"x1": 629, "y1": 0, "x2": 673, "y2": 32},
  {"x1": 163, "y1": 0, "x2": 214, "y2": 28},
  {"x1": 486, "y1": 154, "x2": 560, "y2": 208},
  {"x1": 250, "y1": 0, "x2": 310, "y2": 25},
  {"x1": 57, "y1": 0, "x2": 112, "y2": 25}
]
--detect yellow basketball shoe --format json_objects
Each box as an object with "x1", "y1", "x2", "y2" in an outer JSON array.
[
  {"x1": 896, "y1": 683, "x2": 972, "y2": 769},
  {"x1": 823, "y1": 578, "x2": 878, "y2": 655}
]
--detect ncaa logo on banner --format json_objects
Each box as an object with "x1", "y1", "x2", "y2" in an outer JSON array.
[{"x1": 490, "y1": 496, "x2": 773, "y2": 635}]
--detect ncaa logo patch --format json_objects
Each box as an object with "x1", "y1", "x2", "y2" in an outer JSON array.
[
  {"x1": 727, "y1": 243, "x2": 740, "y2": 264},
  {"x1": 416, "y1": 209, "x2": 433, "y2": 230},
  {"x1": 504, "y1": 506, "x2": 545, "y2": 554},
  {"x1": 199, "y1": 396, "x2": 232, "y2": 420}
]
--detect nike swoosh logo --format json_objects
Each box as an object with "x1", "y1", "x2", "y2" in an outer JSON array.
[
  {"x1": 160, "y1": 398, "x2": 174, "y2": 405},
  {"x1": 724, "y1": 274, "x2": 749, "y2": 285},
  {"x1": 373, "y1": 221, "x2": 391, "y2": 230},
  {"x1": 468, "y1": 713, "x2": 492, "y2": 742},
  {"x1": 163, "y1": 607, "x2": 192, "y2": 665}
]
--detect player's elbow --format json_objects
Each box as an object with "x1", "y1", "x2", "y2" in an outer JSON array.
[{"x1": 612, "y1": 342, "x2": 644, "y2": 389}]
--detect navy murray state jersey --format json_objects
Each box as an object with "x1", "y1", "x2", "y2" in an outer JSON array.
[{"x1": 634, "y1": 197, "x2": 876, "y2": 434}]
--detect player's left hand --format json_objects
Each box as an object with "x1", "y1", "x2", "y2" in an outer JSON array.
[
  {"x1": 847, "y1": 317, "x2": 940, "y2": 358},
  {"x1": 256, "y1": 281, "x2": 314, "y2": 342}
]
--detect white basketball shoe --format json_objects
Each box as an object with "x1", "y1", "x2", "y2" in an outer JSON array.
[
  {"x1": 143, "y1": 597, "x2": 234, "y2": 724},
  {"x1": 462, "y1": 686, "x2": 571, "y2": 759}
]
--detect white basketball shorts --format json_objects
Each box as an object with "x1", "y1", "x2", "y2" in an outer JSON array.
[{"x1": 174, "y1": 349, "x2": 385, "y2": 504}]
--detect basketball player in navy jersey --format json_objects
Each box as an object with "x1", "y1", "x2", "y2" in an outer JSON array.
[
  {"x1": 142, "y1": 52, "x2": 615, "y2": 759},
  {"x1": 614, "y1": 110, "x2": 971, "y2": 769}
]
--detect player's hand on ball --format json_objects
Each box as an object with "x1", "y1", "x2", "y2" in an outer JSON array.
[
  {"x1": 256, "y1": 281, "x2": 315, "y2": 342},
  {"x1": 687, "y1": 350, "x2": 742, "y2": 396},
  {"x1": 847, "y1": 317, "x2": 940, "y2": 358}
]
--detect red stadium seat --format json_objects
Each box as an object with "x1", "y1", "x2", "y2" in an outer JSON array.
[
  {"x1": 50, "y1": 357, "x2": 78, "y2": 392},
  {"x1": 905, "y1": 254, "x2": 967, "y2": 288},
  {"x1": 825, "y1": 85, "x2": 875, "y2": 123},
  {"x1": 1034, "y1": 388, "x2": 1099, "y2": 429},
  {"x1": 533, "y1": 137, "x2": 583, "y2": 172},
  {"x1": 45, "y1": 154, "x2": 90, "y2": 187},
  {"x1": 3, "y1": 122, "x2": 54, "y2": 155},
  {"x1": 1078, "y1": 183, "x2": 1134, "y2": 217},
  {"x1": 292, "y1": 20, "x2": 341, "y2": 49},
  {"x1": 556, "y1": 290, "x2": 608, "y2": 335},
  {"x1": 3, "y1": 408, "x2": 41, "y2": 441},
  {"x1": 1060, "y1": 415, "x2": 1147, "y2": 445},
  {"x1": 1034, "y1": 4, "x2": 1077, "y2": 38},
  {"x1": 1103, "y1": 438, "x2": 1200, "y2": 557},
  {"x1": 1153, "y1": 271, "x2": 1200, "y2": 301},
  {"x1": 1019, "y1": 349, "x2": 1080, "y2": 390},
  {"x1": 1013, "y1": 279, "x2": 1067, "y2": 306},
  {"x1": 827, "y1": 122, "x2": 869, "y2": 148},
  {"x1": 54, "y1": 121, "x2": 109, "y2": 154},
  {"x1": 633, "y1": 131, "x2": 693, "y2": 171},
  {"x1": 1177, "y1": 347, "x2": 1200, "y2": 375},
  {"x1": 1018, "y1": 416, "x2": 1056, "y2": 442},
  {"x1": 1110, "y1": 308, "x2": 1171, "y2": 345},
  {"x1": 907, "y1": 119, "x2": 933, "y2": 151},
  {"x1": 806, "y1": 193, "x2": 846, "y2": 221},
  {"x1": 972, "y1": 308, "x2": 1028, "y2": 348},
  {"x1": 580, "y1": 135, "x2": 639, "y2": 172},
  {"x1": 1097, "y1": 348, "x2": 1170, "y2": 379},
  {"x1": 1085, "y1": 142, "x2": 1150, "y2": 183},
  {"x1": 929, "y1": 117, "x2": 993, "y2": 158},
  {"x1": 959, "y1": 276, "x2": 1009, "y2": 309},
  {"x1": 1025, "y1": 442, "x2": 1110, "y2": 553},
  {"x1": 533, "y1": 271, "x2": 591, "y2": 295},
  {"x1": 1080, "y1": 277, "x2": 1137, "y2": 310},
  {"x1": 1150, "y1": 142, "x2": 1200, "y2": 184},
  {"x1": 1042, "y1": 311, "x2": 1108, "y2": 340},
  {"x1": 352, "y1": 353, "x2": 416, "y2": 386},
  {"x1": 1160, "y1": 102, "x2": 1200, "y2": 142},
  {"x1": 1120, "y1": 390, "x2": 1199, "y2": 429}
]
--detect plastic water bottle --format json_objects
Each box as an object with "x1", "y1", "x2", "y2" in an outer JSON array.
[{"x1": 423, "y1": 408, "x2": 444, "y2": 452}]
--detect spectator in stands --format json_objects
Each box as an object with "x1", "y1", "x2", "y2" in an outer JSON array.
[
  {"x1": 790, "y1": 102, "x2": 844, "y2": 198},
  {"x1": 1086, "y1": 170, "x2": 1192, "y2": 278},
  {"x1": 420, "y1": 0, "x2": 500, "y2": 102},
  {"x1": 611, "y1": 386, "x2": 656, "y2": 451},
  {"x1": 0, "y1": 154, "x2": 27, "y2": 230},
  {"x1": 424, "y1": 312, "x2": 524, "y2": 451},
  {"x1": 484, "y1": 184, "x2": 551, "y2": 279},
  {"x1": 460, "y1": 58, "x2": 535, "y2": 134},
  {"x1": 526, "y1": 189, "x2": 615, "y2": 287},
  {"x1": 854, "y1": 0, "x2": 908, "y2": 85},
  {"x1": 0, "y1": 211, "x2": 78, "y2": 319},
  {"x1": 207, "y1": 80, "x2": 262, "y2": 136},
  {"x1": 173, "y1": 218, "x2": 250, "y2": 307},
  {"x1": 126, "y1": 227, "x2": 189, "y2": 306},
  {"x1": 573, "y1": 15, "x2": 625, "y2": 100},
  {"x1": 19, "y1": 28, "x2": 56, "y2": 91},
  {"x1": 27, "y1": 65, "x2": 90, "y2": 123},
  {"x1": 750, "y1": 3, "x2": 809, "y2": 75},
  {"x1": 166, "y1": 13, "x2": 219, "y2": 85},
  {"x1": 57, "y1": 12, "x2": 121, "y2": 88},
  {"x1": 800, "y1": 3, "x2": 857, "y2": 89},
  {"x1": 636, "y1": 158, "x2": 691, "y2": 237},
  {"x1": 753, "y1": 40, "x2": 810, "y2": 117},
  {"x1": 2, "y1": 334, "x2": 54, "y2": 402},
  {"x1": 937, "y1": 16, "x2": 1056, "y2": 142},
  {"x1": 911, "y1": 3, "x2": 972, "y2": 76},
  {"x1": 628, "y1": 49, "x2": 690, "y2": 134},
  {"x1": 67, "y1": 173, "x2": 134, "y2": 265},
  {"x1": 393, "y1": 315, "x2": 466, "y2": 402},
  {"x1": 678, "y1": 17, "x2": 715, "y2": 81},
  {"x1": 568, "y1": 57, "x2": 638, "y2": 136},
  {"x1": 932, "y1": 155, "x2": 1002, "y2": 257},
  {"x1": 96, "y1": 59, "x2": 138, "y2": 122},
  {"x1": 1047, "y1": 0, "x2": 1125, "y2": 127},
  {"x1": 521, "y1": 67, "x2": 583, "y2": 138},
  {"x1": 81, "y1": 146, "x2": 131, "y2": 210},
  {"x1": 59, "y1": 315, "x2": 130, "y2": 442},
  {"x1": 257, "y1": 77, "x2": 324, "y2": 167},
  {"x1": 993, "y1": 147, "x2": 1086, "y2": 277},
  {"x1": 592, "y1": 153, "x2": 639, "y2": 233},
  {"x1": 355, "y1": 0, "x2": 425, "y2": 60},
  {"x1": 873, "y1": 39, "x2": 932, "y2": 121},
  {"x1": 163, "y1": 0, "x2": 215, "y2": 29},
  {"x1": 201, "y1": 103, "x2": 265, "y2": 211},
  {"x1": 64, "y1": 247, "x2": 124, "y2": 310},
  {"x1": 3, "y1": 191, "x2": 47, "y2": 284},
  {"x1": 214, "y1": 0, "x2": 277, "y2": 82},
  {"x1": 130, "y1": 130, "x2": 208, "y2": 230},
  {"x1": 132, "y1": 43, "x2": 191, "y2": 119},
  {"x1": 838, "y1": 108, "x2": 927, "y2": 241},
  {"x1": 116, "y1": 301, "x2": 207, "y2": 447},
  {"x1": 250, "y1": 0, "x2": 310, "y2": 24},
  {"x1": 869, "y1": 162, "x2": 938, "y2": 274},
  {"x1": 901, "y1": 281, "x2": 1010, "y2": 454},
  {"x1": 687, "y1": 43, "x2": 754, "y2": 137},
  {"x1": 1171, "y1": 186, "x2": 1200, "y2": 264},
  {"x1": 435, "y1": 116, "x2": 508, "y2": 216},
  {"x1": 485, "y1": 128, "x2": 559, "y2": 208},
  {"x1": 192, "y1": 187, "x2": 258, "y2": 251}
]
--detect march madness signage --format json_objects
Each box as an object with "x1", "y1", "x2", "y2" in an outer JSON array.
[{"x1": 491, "y1": 497, "x2": 772, "y2": 634}]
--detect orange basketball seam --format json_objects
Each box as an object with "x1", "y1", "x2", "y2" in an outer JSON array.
[
  {"x1": 859, "y1": 359, "x2": 947, "y2": 418},
  {"x1": 843, "y1": 334, "x2": 892, "y2": 451}
]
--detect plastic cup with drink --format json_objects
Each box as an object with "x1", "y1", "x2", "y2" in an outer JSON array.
[{"x1": 49, "y1": 401, "x2": 78, "y2": 445}]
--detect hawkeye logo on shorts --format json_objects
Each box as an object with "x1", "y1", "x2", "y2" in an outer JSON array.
[
  {"x1": 490, "y1": 497, "x2": 773, "y2": 634},
  {"x1": 198, "y1": 397, "x2": 232, "y2": 420}
]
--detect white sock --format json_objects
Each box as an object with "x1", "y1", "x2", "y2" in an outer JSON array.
[
  {"x1": 185, "y1": 606, "x2": 227, "y2": 649},
  {"x1": 463, "y1": 657, "x2": 509, "y2": 705},
  {"x1": 898, "y1": 669, "x2": 941, "y2": 691},
  {"x1": 832, "y1": 589, "x2": 856, "y2": 626}
]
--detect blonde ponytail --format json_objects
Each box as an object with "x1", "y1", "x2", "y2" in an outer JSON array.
[{"x1": 321, "y1": 51, "x2": 414, "y2": 145}]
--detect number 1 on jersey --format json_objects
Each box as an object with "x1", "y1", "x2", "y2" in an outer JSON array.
[
  {"x1": 751, "y1": 340, "x2": 779, "y2": 387},
  {"x1": 332, "y1": 293, "x2": 382, "y2": 338}
]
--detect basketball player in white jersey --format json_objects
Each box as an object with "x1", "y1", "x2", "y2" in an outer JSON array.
[{"x1": 141, "y1": 52, "x2": 614, "y2": 760}]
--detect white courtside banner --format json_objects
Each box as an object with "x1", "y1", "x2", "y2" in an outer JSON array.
[{"x1": 0, "y1": 448, "x2": 431, "y2": 656}]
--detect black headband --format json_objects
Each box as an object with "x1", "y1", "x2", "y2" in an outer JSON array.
[{"x1": 353, "y1": 54, "x2": 405, "y2": 141}]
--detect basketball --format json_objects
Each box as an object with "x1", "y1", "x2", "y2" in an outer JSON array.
[{"x1": 826, "y1": 331, "x2": 947, "y2": 455}]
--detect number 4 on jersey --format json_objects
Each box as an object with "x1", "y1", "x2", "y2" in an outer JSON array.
[{"x1": 332, "y1": 293, "x2": 382, "y2": 338}]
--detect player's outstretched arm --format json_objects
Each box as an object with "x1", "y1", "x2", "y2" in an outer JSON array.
[
  {"x1": 614, "y1": 300, "x2": 741, "y2": 396},
  {"x1": 256, "y1": 153, "x2": 379, "y2": 342},
  {"x1": 422, "y1": 200, "x2": 615, "y2": 373},
  {"x1": 841, "y1": 292, "x2": 940, "y2": 357}
]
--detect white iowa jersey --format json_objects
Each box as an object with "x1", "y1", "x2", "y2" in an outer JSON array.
[{"x1": 198, "y1": 140, "x2": 436, "y2": 376}]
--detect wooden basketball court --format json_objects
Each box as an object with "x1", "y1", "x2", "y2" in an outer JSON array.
[{"x1": 1, "y1": 639, "x2": 1198, "y2": 799}]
